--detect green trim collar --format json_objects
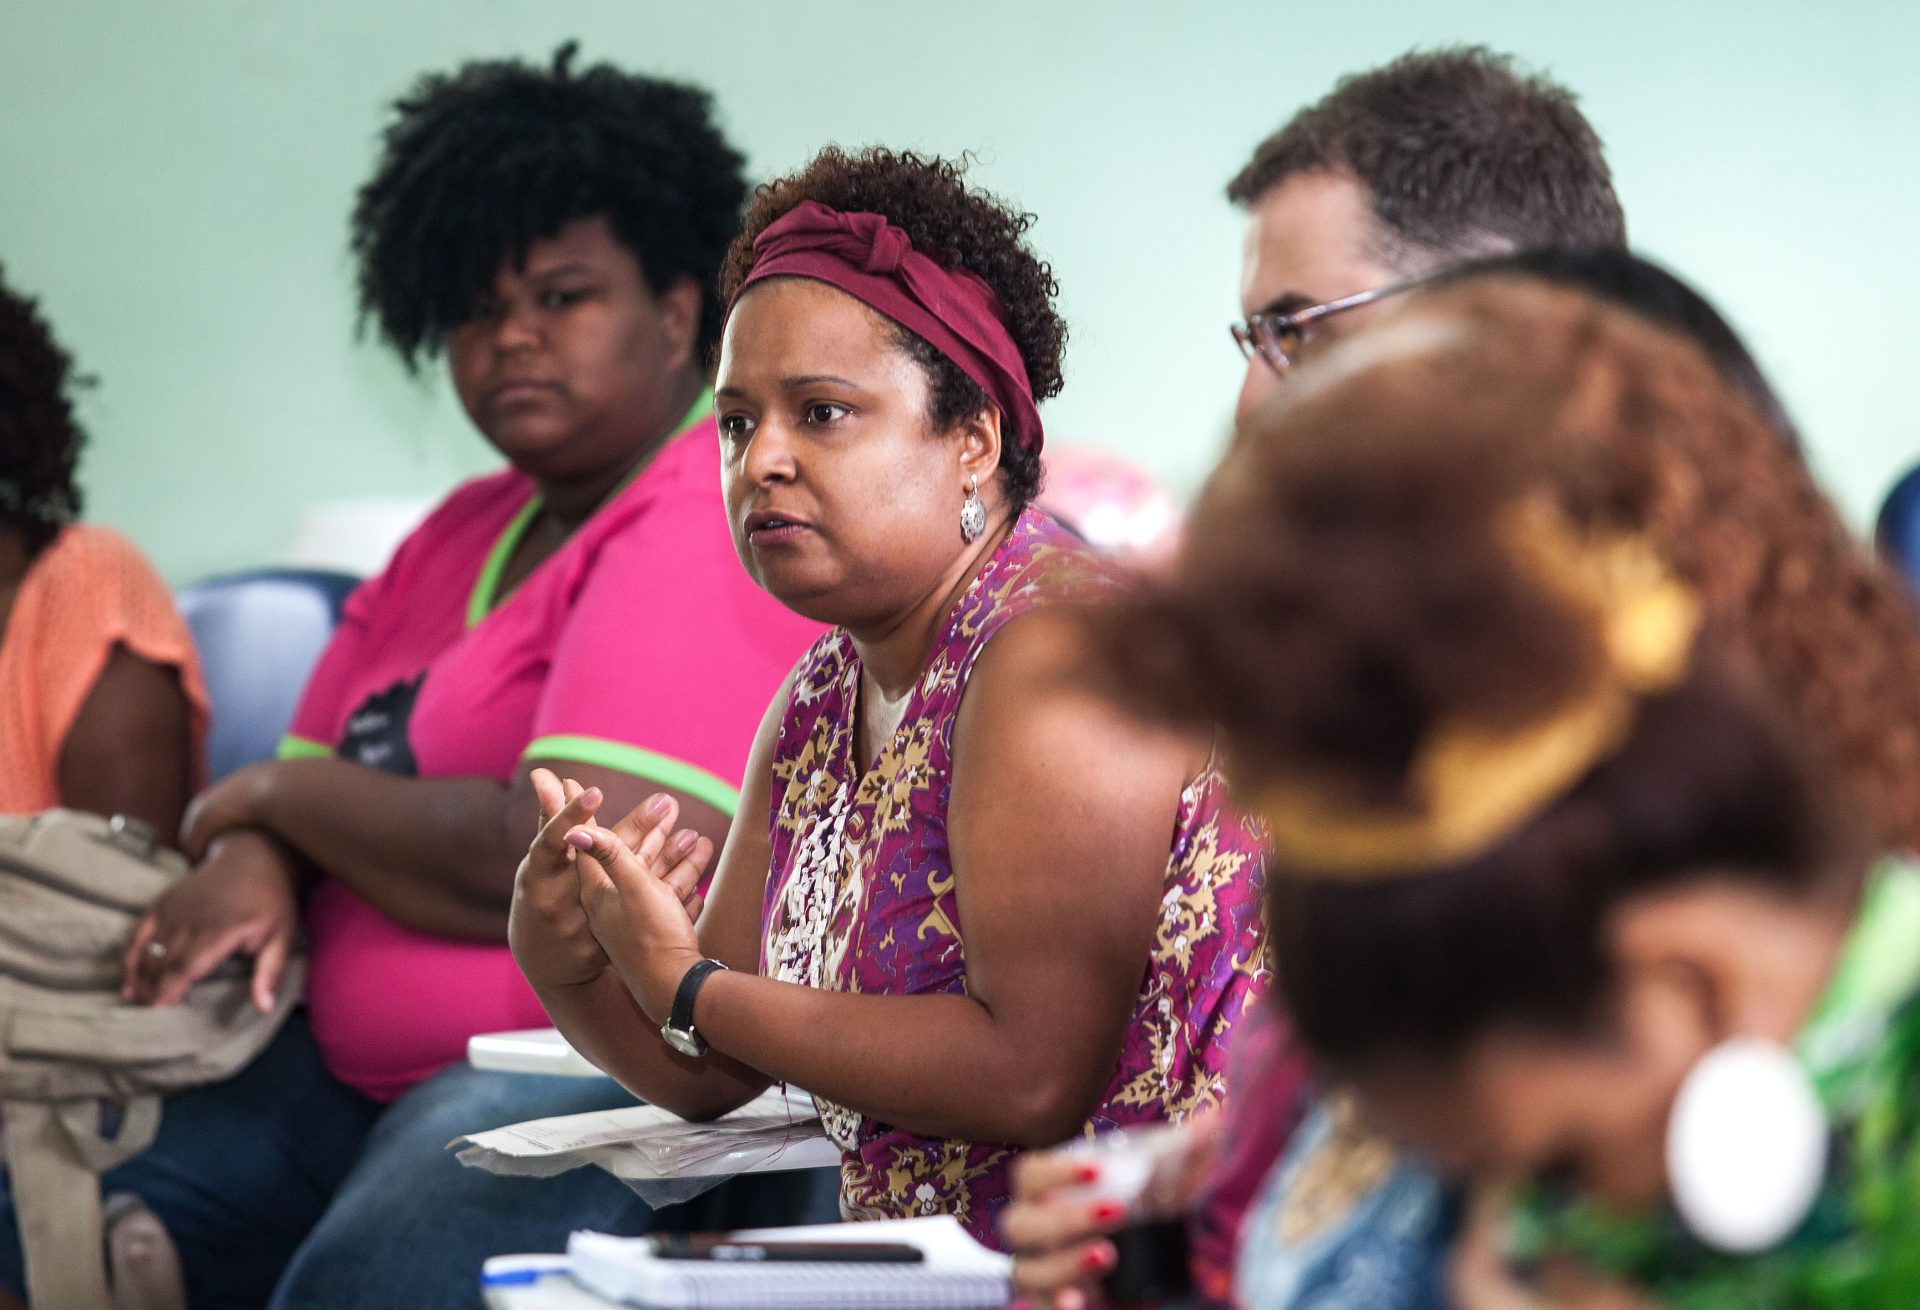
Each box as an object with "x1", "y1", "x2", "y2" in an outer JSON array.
[
  {"x1": 463, "y1": 388, "x2": 713, "y2": 630},
  {"x1": 466, "y1": 497, "x2": 543, "y2": 629}
]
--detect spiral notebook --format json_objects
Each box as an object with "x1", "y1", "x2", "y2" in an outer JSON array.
[{"x1": 565, "y1": 1215, "x2": 1012, "y2": 1310}]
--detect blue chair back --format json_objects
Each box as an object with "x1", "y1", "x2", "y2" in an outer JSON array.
[
  {"x1": 176, "y1": 569, "x2": 358, "y2": 780},
  {"x1": 1877, "y1": 464, "x2": 1920, "y2": 590}
]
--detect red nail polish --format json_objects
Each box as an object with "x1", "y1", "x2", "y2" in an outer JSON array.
[
  {"x1": 1079, "y1": 1245, "x2": 1114, "y2": 1274},
  {"x1": 1075, "y1": 1163, "x2": 1101, "y2": 1184},
  {"x1": 1091, "y1": 1200, "x2": 1126, "y2": 1225}
]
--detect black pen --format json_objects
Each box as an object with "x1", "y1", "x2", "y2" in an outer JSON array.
[{"x1": 647, "y1": 1235, "x2": 925, "y2": 1264}]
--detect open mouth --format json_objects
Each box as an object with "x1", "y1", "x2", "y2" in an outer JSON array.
[{"x1": 744, "y1": 510, "x2": 812, "y2": 544}]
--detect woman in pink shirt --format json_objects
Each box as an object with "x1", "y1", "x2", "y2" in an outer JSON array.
[{"x1": 0, "y1": 50, "x2": 830, "y2": 1310}]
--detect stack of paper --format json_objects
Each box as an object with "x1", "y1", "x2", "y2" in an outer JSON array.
[
  {"x1": 455, "y1": 1086, "x2": 840, "y2": 1196},
  {"x1": 567, "y1": 1216, "x2": 1012, "y2": 1310}
]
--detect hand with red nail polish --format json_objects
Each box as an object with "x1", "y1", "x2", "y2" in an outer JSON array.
[
  {"x1": 1081, "y1": 1243, "x2": 1119, "y2": 1274},
  {"x1": 1002, "y1": 1147, "x2": 1140, "y2": 1309}
]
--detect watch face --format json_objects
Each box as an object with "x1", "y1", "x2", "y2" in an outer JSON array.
[{"x1": 662, "y1": 1025, "x2": 706, "y2": 1058}]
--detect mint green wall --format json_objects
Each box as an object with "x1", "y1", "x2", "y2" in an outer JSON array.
[{"x1": 3, "y1": 1, "x2": 1915, "y2": 580}]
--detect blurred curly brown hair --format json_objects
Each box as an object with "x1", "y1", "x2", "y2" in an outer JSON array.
[
  {"x1": 718, "y1": 146, "x2": 1065, "y2": 508},
  {"x1": 1105, "y1": 278, "x2": 1920, "y2": 856}
]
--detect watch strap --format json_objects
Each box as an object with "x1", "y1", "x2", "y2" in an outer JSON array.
[{"x1": 668, "y1": 958, "x2": 729, "y2": 1038}]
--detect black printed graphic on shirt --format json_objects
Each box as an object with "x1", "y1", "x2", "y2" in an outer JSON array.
[{"x1": 337, "y1": 673, "x2": 424, "y2": 777}]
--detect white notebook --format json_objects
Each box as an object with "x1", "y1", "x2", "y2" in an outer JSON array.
[{"x1": 565, "y1": 1215, "x2": 1012, "y2": 1310}]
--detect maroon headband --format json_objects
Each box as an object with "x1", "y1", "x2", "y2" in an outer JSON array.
[{"x1": 728, "y1": 200, "x2": 1044, "y2": 453}]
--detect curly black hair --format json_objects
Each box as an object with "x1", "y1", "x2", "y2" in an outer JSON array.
[
  {"x1": 0, "y1": 268, "x2": 85, "y2": 557},
  {"x1": 718, "y1": 147, "x2": 1066, "y2": 509},
  {"x1": 351, "y1": 43, "x2": 748, "y2": 370},
  {"x1": 1229, "y1": 47, "x2": 1625, "y2": 268}
]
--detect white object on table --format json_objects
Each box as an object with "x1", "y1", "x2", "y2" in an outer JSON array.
[
  {"x1": 483, "y1": 1217, "x2": 1013, "y2": 1310},
  {"x1": 468, "y1": 1028, "x2": 608, "y2": 1079},
  {"x1": 572, "y1": 1216, "x2": 1009, "y2": 1309}
]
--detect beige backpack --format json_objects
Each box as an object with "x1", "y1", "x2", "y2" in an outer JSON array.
[{"x1": 0, "y1": 809, "x2": 304, "y2": 1310}]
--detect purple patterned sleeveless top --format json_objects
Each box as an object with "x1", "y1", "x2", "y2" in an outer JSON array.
[{"x1": 759, "y1": 508, "x2": 1269, "y2": 1243}]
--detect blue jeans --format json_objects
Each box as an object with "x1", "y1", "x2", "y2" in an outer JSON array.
[
  {"x1": 267, "y1": 1061, "x2": 844, "y2": 1308},
  {"x1": 0, "y1": 1012, "x2": 381, "y2": 1310},
  {"x1": 0, "y1": 1015, "x2": 842, "y2": 1309}
]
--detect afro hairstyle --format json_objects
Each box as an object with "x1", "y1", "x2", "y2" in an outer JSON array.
[{"x1": 351, "y1": 43, "x2": 748, "y2": 369}]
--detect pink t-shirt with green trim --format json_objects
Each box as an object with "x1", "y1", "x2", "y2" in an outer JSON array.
[{"x1": 282, "y1": 410, "x2": 822, "y2": 1100}]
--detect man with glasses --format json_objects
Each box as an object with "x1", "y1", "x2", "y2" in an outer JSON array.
[
  {"x1": 1209, "y1": 46, "x2": 1631, "y2": 1310},
  {"x1": 1007, "y1": 44, "x2": 1629, "y2": 1310},
  {"x1": 1227, "y1": 46, "x2": 1626, "y2": 431}
]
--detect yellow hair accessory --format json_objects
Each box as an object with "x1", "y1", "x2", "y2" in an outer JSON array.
[{"x1": 1256, "y1": 500, "x2": 1700, "y2": 879}]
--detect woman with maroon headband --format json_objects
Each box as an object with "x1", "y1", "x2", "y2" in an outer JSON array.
[{"x1": 509, "y1": 147, "x2": 1268, "y2": 1244}]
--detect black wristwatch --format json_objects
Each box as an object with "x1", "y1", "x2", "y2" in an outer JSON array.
[{"x1": 660, "y1": 958, "x2": 729, "y2": 1058}]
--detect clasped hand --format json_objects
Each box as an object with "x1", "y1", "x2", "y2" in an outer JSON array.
[
  {"x1": 121, "y1": 827, "x2": 299, "y2": 1012},
  {"x1": 509, "y1": 767, "x2": 714, "y2": 1021}
]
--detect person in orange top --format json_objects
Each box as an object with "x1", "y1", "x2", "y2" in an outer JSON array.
[{"x1": 0, "y1": 267, "x2": 206, "y2": 836}]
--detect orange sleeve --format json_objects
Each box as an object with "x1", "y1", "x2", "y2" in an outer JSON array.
[{"x1": 0, "y1": 525, "x2": 209, "y2": 811}]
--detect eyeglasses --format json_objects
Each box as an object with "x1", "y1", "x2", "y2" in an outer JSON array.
[{"x1": 1230, "y1": 278, "x2": 1424, "y2": 376}]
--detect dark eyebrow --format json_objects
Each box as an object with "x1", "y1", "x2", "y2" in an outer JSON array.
[
  {"x1": 714, "y1": 374, "x2": 862, "y2": 402},
  {"x1": 521, "y1": 262, "x2": 599, "y2": 281},
  {"x1": 1254, "y1": 292, "x2": 1316, "y2": 318}
]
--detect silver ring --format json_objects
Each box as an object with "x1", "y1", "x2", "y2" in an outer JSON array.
[{"x1": 145, "y1": 940, "x2": 168, "y2": 960}]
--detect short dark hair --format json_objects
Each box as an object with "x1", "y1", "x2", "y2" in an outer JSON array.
[
  {"x1": 351, "y1": 43, "x2": 748, "y2": 370},
  {"x1": 719, "y1": 147, "x2": 1064, "y2": 510},
  {"x1": 1228, "y1": 47, "x2": 1626, "y2": 268},
  {"x1": 0, "y1": 268, "x2": 86, "y2": 558}
]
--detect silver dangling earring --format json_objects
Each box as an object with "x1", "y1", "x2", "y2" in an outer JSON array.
[{"x1": 960, "y1": 474, "x2": 987, "y2": 543}]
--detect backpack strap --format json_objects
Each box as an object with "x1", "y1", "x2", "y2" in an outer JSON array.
[
  {"x1": 8, "y1": 979, "x2": 256, "y2": 1065},
  {"x1": 4, "y1": 1097, "x2": 111, "y2": 1310},
  {"x1": 56, "y1": 1095, "x2": 162, "y2": 1173}
]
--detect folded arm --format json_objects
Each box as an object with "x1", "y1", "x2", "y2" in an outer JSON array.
[{"x1": 184, "y1": 753, "x2": 728, "y2": 941}]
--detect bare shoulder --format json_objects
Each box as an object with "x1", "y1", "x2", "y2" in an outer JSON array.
[{"x1": 968, "y1": 603, "x2": 1088, "y2": 686}]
